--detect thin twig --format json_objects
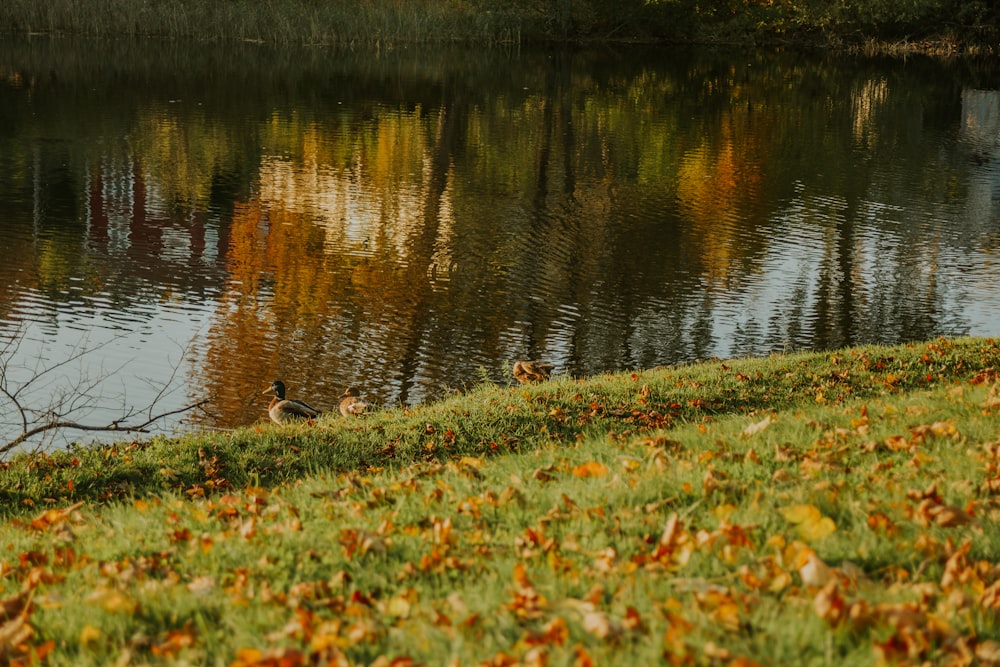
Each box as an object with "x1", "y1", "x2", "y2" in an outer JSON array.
[{"x1": 0, "y1": 399, "x2": 211, "y2": 455}]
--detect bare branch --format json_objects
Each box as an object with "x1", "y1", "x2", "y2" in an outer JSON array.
[
  {"x1": 10, "y1": 332, "x2": 118, "y2": 401},
  {"x1": 0, "y1": 325, "x2": 212, "y2": 457},
  {"x1": 0, "y1": 399, "x2": 211, "y2": 456}
]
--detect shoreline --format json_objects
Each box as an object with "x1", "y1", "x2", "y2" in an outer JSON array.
[{"x1": 0, "y1": 1, "x2": 996, "y2": 58}]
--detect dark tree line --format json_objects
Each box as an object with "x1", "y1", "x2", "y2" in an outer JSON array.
[{"x1": 492, "y1": 0, "x2": 999, "y2": 47}]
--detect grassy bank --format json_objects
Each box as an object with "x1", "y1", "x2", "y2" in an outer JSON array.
[
  {"x1": 0, "y1": 0, "x2": 997, "y2": 51},
  {"x1": 2, "y1": 337, "x2": 1000, "y2": 665}
]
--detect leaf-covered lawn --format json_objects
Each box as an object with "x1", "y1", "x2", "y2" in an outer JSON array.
[{"x1": 2, "y1": 338, "x2": 1000, "y2": 666}]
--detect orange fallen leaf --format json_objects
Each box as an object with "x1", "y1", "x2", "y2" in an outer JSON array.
[
  {"x1": 572, "y1": 461, "x2": 607, "y2": 478},
  {"x1": 29, "y1": 501, "x2": 85, "y2": 531},
  {"x1": 813, "y1": 581, "x2": 846, "y2": 626},
  {"x1": 913, "y1": 498, "x2": 971, "y2": 528},
  {"x1": 866, "y1": 511, "x2": 897, "y2": 536},
  {"x1": 622, "y1": 606, "x2": 646, "y2": 633},
  {"x1": 508, "y1": 564, "x2": 546, "y2": 620},
  {"x1": 524, "y1": 616, "x2": 569, "y2": 647},
  {"x1": 573, "y1": 644, "x2": 596, "y2": 667},
  {"x1": 151, "y1": 625, "x2": 197, "y2": 657}
]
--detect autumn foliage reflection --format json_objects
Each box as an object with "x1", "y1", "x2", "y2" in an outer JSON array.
[{"x1": 1, "y1": 43, "x2": 996, "y2": 436}]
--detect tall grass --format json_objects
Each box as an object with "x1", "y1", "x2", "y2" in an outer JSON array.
[
  {"x1": 0, "y1": 0, "x2": 528, "y2": 46},
  {"x1": 2, "y1": 0, "x2": 994, "y2": 50}
]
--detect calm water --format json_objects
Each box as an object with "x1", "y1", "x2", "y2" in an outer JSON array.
[{"x1": 1, "y1": 37, "x2": 999, "y2": 448}]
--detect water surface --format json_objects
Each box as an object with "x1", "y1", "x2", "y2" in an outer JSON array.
[{"x1": 1, "y1": 38, "x2": 999, "y2": 447}]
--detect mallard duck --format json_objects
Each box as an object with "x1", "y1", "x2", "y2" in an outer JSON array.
[
  {"x1": 513, "y1": 360, "x2": 555, "y2": 384},
  {"x1": 339, "y1": 387, "x2": 369, "y2": 417},
  {"x1": 262, "y1": 380, "x2": 320, "y2": 424}
]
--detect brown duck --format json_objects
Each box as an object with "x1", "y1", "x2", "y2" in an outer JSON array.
[
  {"x1": 339, "y1": 387, "x2": 369, "y2": 417},
  {"x1": 513, "y1": 360, "x2": 555, "y2": 384}
]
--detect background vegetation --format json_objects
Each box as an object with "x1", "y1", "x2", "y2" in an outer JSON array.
[{"x1": 0, "y1": 0, "x2": 997, "y2": 50}]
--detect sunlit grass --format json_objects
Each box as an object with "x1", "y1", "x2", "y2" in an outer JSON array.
[{"x1": 2, "y1": 337, "x2": 1000, "y2": 665}]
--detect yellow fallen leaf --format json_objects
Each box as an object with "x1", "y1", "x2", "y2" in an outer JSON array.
[
  {"x1": 713, "y1": 504, "x2": 737, "y2": 522},
  {"x1": 387, "y1": 595, "x2": 411, "y2": 619},
  {"x1": 85, "y1": 588, "x2": 138, "y2": 614},
  {"x1": 79, "y1": 624, "x2": 102, "y2": 646},
  {"x1": 780, "y1": 504, "x2": 821, "y2": 523},
  {"x1": 780, "y1": 504, "x2": 836, "y2": 542}
]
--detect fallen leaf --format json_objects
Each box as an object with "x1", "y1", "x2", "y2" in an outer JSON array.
[
  {"x1": 742, "y1": 415, "x2": 774, "y2": 436},
  {"x1": 582, "y1": 610, "x2": 621, "y2": 640},
  {"x1": 813, "y1": 581, "x2": 846, "y2": 626},
  {"x1": 79, "y1": 624, "x2": 101, "y2": 647},
  {"x1": 186, "y1": 576, "x2": 216, "y2": 596},
  {"x1": 976, "y1": 639, "x2": 1000, "y2": 665},
  {"x1": 29, "y1": 501, "x2": 85, "y2": 532},
  {"x1": 0, "y1": 589, "x2": 32, "y2": 621},
  {"x1": 572, "y1": 461, "x2": 607, "y2": 478},
  {"x1": 798, "y1": 551, "x2": 837, "y2": 588},
  {"x1": 85, "y1": 588, "x2": 138, "y2": 614},
  {"x1": 780, "y1": 504, "x2": 836, "y2": 541}
]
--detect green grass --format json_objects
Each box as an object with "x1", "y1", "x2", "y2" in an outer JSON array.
[{"x1": 2, "y1": 336, "x2": 1000, "y2": 665}]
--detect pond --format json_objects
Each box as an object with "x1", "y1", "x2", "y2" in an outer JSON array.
[{"x1": 1, "y1": 37, "x2": 999, "y2": 448}]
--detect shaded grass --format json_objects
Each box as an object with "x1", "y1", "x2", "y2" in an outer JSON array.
[
  {"x1": 2, "y1": 337, "x2": 1000, "y2": 665},
  {"x1": 0, "y1": 0, "x2": 527, "y2": 45},
  {"x1": 0, "y1": 0, "x2": 996, "y2": 53}
]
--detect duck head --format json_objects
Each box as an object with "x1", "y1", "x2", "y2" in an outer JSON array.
[{"x1": 263, "y1": 380, "x2": 287, "y2": 399}]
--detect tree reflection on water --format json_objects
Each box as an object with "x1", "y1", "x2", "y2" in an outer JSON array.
[{"x1": 0, "y1": 38, "x2": 998, "y2": 438}]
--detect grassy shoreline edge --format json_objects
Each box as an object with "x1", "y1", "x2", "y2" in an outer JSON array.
[
  {"x1": 3, "y1": 336, "x2": 1000, "y2": 665},
  {"x1": 3, "y1": 336, "x2": 998, "y2": 511}
]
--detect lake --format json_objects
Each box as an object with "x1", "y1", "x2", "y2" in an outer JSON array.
[{"x1": 1, "y1": 37, "x2": 999, "y2": 448}]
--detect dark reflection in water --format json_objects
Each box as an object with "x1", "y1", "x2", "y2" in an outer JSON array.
[{"x1": 0, "y1": 37, "x2": 999, "y2": 444}]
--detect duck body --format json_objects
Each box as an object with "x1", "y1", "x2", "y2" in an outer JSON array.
[
  {"x1": 513, "y1": 360, "x2": 555, "y2": 384},
  {"x1": 339, "y1": 387, "x2": 368, "y2": 417},
  {"x1": 263, "y1": 380, "x2": 320, "y2": 424}
]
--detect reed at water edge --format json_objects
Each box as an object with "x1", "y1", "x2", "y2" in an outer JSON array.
[
  {"x1": 0, "y1": 0, "x2": 996, "y2": 52},
  {"x1": 0, "y1": 0, "x2": 527, "y2": 46}
]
